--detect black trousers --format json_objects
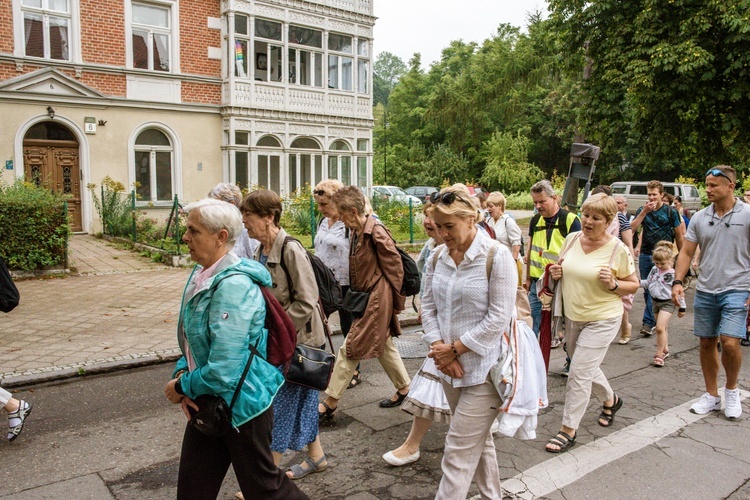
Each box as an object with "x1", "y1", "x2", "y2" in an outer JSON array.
[{"x1": 177, "y1": 407, "x2": 309, "y2": 500}]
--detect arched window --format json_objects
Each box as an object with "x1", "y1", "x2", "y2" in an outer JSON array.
[
  {"x1": 328, "y1": 140, "x2": 352, "y2": 184},
  {"x1": 134, "y1": 128, "x2": 173, "y2": 202},
  {"x1": 288, "y1": 137, "x2": 321, "y2": 192}
]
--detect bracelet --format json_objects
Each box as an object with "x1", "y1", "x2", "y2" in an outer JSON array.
[
  {"x1": 609, "y1": 279, "x2": 619, "y2": 291},
  {"x1": 450, "y1": 341, "x2": 460, "y2": 359},
  {"x1": 671, "y1": 280, "x2": 683, "y2": 287}
]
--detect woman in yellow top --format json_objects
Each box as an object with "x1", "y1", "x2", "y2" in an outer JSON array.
[{"x1": 545, "y1": 193, "x2": 639, "y2": 453}]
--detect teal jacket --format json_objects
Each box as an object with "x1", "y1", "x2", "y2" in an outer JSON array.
[{"x1": 173, "y1": 254, "x2": 284, "y2": 428}]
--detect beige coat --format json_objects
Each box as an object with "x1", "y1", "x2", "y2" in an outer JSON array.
[
  {"x1": 254, "y1": 228, "x2": 325, "y2": 348},
  {"x1": 346, "y1": 216, "x2": 405, "y2": 360}
]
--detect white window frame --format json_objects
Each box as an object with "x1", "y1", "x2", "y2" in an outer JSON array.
[
  {"x1": 128, "y1": 123, "x2": 182, "y2": 206},
  {"x1": 13, "y1": 0, "x2": 81, "y2": 62},
  {"x1": 125, "y1": 0, "x2": 180, "y2": 73}
]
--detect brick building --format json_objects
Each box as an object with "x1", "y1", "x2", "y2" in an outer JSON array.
[{"x1": 0, "y1": 0, "x2": 374, "y2": 232}]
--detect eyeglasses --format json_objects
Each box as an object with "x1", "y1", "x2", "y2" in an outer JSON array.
[
  {"x1": 313, "y1": 189, "x2": 327, "y2": 196},
  {"x1": 705, "y1": 168, "x2": 735, "y2": 183},
  {"x1": 430, "y1": 190, "x2": 472, "y2": 207}
]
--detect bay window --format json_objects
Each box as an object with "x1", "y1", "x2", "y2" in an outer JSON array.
[{"x1": 328, "y1": 33, "x2": 353, "y2": 91}]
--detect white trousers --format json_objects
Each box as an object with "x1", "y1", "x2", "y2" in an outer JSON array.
[
  {"x1": 435, "y1": 376, "x2": 502, "y2": 500},
  {"x1": 562, "y1": 316, "x2": 621, "y2": 430},
  {"x1": 0, "y1": 386, "x2": 12, "y2": 407}
]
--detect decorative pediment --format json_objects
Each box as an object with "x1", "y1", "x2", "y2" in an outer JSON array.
[{"x1": 0, "y1": 68, "x2": 104, "y2": 98}]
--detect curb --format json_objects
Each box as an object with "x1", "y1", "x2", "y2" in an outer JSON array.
[{"x1": 2, "y1": 315, "x2": 423, "y2": 389}]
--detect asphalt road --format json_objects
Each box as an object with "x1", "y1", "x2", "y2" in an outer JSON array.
[{"x1": 3, "y1": 314, "x2": 750, "y2": 499}]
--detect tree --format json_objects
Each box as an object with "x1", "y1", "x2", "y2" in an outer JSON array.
[
  {"x1": 373, "y1": 51, "x2": 407, "y2": 106},
  {"x1": 480, "y1": 131, "x2": 544, "y2": 192},
  {"x1": 549, "y1": 0, "x2": 750, "y2": 178}
]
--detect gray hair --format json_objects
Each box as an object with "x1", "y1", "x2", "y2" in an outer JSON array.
[
  {"x1": 208, "y1": 183, "x2": 243, "y2": 207},
  {"x1": 185, "y1": 198, "x2": 242, "y2": 247},
  {"x1": 530, "y1": 180, "x2": 556, "y2": 198}
]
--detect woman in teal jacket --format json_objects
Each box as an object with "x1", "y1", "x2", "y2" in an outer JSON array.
[{"x1": 163, "y1": 198, "x2": 308, "y2": 500}]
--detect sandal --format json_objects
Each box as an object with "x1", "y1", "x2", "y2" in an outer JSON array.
[
  {"x1": 348, "y1": 372, "x2": 362, "y2": 389},
  {"x1": 318, "y1": 401, "x2": 336, "y2": 421},
  {"x1": 653, "y1": 354, "x2": 665, "y2": 367},
  {"x1": 379, "y1": 390, "x2": 408, "y2": 408},
  {"x1": 545, "y1": 431, "x2": 576, "y2": 453},
  {"x1": 287, "y1": 455, "x2": 328, "y2": 480},
  {"x1": 598, "y1": 394, "x2": 623, "y2": 427},
  {"x1": 7, "y1": 400, "x2": 32, "y2": 442}
]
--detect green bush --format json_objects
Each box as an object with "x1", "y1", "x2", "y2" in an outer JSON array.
[
  {"x1": 87, "y1": 177, "x2": 133, "y2": 238},
  {"x1": 281, "y1": 186, "x2": 318, "y2": 236},
  {"x1": 0, "y1": 179, "x2": 69, "y2": 270}
]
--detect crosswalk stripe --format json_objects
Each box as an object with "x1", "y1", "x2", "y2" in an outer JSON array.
[{"x1": 501, "y1": 389, "x2": 749, "y2": 499}]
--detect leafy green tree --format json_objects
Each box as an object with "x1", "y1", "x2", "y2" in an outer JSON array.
[
  {"x1": 549, "y1": 0, "x2": 750, "y2": 178},
  {"x1": 373, "y1": 51, "x2": 407, "y2": 106},
  {"x1": 480, "y1": 131, "x2": 544, "y2": 192}
]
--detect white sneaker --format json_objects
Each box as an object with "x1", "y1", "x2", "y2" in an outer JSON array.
[
  {"x1": 690, "y1": 393, "x2": 722, "y2": 415},
  {"x1": 724, "y1": 388, "x2": 742, "y2": 419}
]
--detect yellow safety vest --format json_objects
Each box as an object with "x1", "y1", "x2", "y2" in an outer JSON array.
[{"x1": 528, "y1": 209, "x2": 579, "y2": 279}]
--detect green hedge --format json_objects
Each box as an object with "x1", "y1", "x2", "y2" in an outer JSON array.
[{"x1": 0, "y1": 180, "x2": 69, "y2": 270}]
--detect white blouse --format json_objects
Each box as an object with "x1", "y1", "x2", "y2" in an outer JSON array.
[
  {"x1": 422, "y1": 230, "x2": 517, "y2": 387},
  {"x1": 490, "y1": 214, "x2": 522, "y2": 251},
  {"x1": 313, "y1": 218, "x2": 350, "y2": 287}
]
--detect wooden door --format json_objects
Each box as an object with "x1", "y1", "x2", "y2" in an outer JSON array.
[{"x1": 23, "y1": 140, "x2": 83, "y2": 232}]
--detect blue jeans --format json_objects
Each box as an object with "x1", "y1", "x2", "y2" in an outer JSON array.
[
  {"x1": 693, "y1": 290, "x2": 750, "y2": 339},
  {"x1": 638, "y1": 253, "x2": 655, "y2": 328},
  {"x1": 528, "y1": 278, "x2": 542, "y2": 337}
]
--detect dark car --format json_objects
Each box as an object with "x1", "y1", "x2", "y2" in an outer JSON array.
[{"x1": 405, "y1": 186, "x2": 439, "y2": 203}]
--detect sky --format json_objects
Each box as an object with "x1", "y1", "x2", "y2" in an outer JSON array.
[{"x1": 373, "y1": 0, "x2": 548, "y2": 68}]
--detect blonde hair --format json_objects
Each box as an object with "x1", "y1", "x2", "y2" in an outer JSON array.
[
  {"x1": 426, "y1": 183, "x2": 481, "y2": 223},
  {"x1": 486, "y1": 191, "x2": 506, "y2": 211},
  {"x1": 313, "y1": 179, "x2": 344, "y2": 199},
  {"x1": 652, "y1": 240, "x2": 678, "y2": 265},
  {"x1": 581, "y1": 193, "x2": 617, "y2": 224}
]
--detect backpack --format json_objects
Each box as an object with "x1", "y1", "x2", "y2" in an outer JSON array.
[
  {"x1": 372, "y1": 223, "x2": 421, "y2": 297},
  {"x1": 0, "y1": 257, "x2": 20, "y2": 313},
  {"x1": 212, "y1": 273, "x2": 297, "y2": 368},
  {"x1": 280, "y1": 236, "x2": 343, "y2": 318},
  {"x1": 530, "y1": 208, "x2": 573, "y2": 242},
  {"x1": 478, "y1": 220, "x2": 497, "y2": 240}
]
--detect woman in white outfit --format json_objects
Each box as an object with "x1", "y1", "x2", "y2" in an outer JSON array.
[
  {"x1": 383, "y1": 204, "x2": 450, "y2": 466},
  {"x1": 486, "y1": 191, "x2": 523, "y2": 285},
  {"x1": 422, "y1": 184, "x2": 516, "y2": 499}
]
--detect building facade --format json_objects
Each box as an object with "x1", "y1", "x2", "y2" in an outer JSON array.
[{"x1": 0, "y1": 0, "x2": 374, "y2": 233}]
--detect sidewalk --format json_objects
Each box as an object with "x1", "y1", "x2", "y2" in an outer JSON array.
[{"x1": 0, "y1": 235, "x2": 418, "y2": 387}]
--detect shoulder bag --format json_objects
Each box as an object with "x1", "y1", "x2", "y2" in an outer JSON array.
[{"x1": 285, "y1": 299, "x2": 336, "y2": 391}]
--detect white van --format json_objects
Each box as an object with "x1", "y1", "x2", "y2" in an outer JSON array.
[{"x1": 610, "y1": 181, "x2": 701, "y2": 217}]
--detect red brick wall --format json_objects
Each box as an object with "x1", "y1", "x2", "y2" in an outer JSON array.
[
  {"x1": 182, "y1": 81, "x2": 221, "y2": 105},
  {"x1": 0, "y1": 2, "x2": 13, "y2": 54},
  {"x1": 180, "y1": 0, "x2": 221, "y2": 77},
  {"x1": 80, "y1": 0, "x2": 126, "y2": 66},
  {"x1": 80, "y1": 72, "x2": 127, "y2": 96}
]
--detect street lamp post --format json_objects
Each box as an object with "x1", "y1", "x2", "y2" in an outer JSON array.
[{"x1": 383, "y1": 108, "x2": 388, "y2": 185}]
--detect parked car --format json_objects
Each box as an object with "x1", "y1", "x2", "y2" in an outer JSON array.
[
  {"x1": 405, "y1": 186, "x2": 439, "y2": 202},
  {"x1": 373, "y1": 186, "x2": 423, "y2": 206},
  {"x1": 610, "y1": 181, "x2": 701, "y2": 216}
]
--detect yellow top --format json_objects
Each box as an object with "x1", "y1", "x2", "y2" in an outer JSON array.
[{"x1": 560, "y1": 237, "x2": 635, "y2": 321}]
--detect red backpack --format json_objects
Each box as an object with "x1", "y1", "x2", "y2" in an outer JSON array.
[{"x1": 259, "y1": 286, "x2": 297, "y2": 368}]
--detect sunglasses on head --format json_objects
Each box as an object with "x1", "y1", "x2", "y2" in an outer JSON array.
[
  {"x1": 313, "y1": 189, "x2": 327, "y2": 196},
  {"x1": 705, "y1": 168, "x2": 734, "y2": 183},
  {"x1": 430, "y1": 190, "x2": 471, "y2": 206}
]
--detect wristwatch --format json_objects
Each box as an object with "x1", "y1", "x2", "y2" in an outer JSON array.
[
  {"x1": 609, "y1": 280, "x2": 619, "y2": 291},
  {"x1": 671, "y1": 280, "x2": 683, "y2": 287}
]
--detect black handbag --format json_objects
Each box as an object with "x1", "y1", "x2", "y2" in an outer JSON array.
[
  {"x1": 188, "y1": 394, "x2": 233, "y2": 437},
  {"x1": 285, "y1": 299, "x2": 336, "y2": 391},
  {"x1": 285, "y1": 344, "x2": 335, "y2": 391},
  {"x1": 187, "y1": 338, "x2": 261, "y2": 437},
  {"x1": 342, "y1": 289, "x2": 370, "y2": 317}
]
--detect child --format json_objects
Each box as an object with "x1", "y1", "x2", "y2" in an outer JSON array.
[{"x1": 641, "y1": 241, "x2": 686, "y2": 367}]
